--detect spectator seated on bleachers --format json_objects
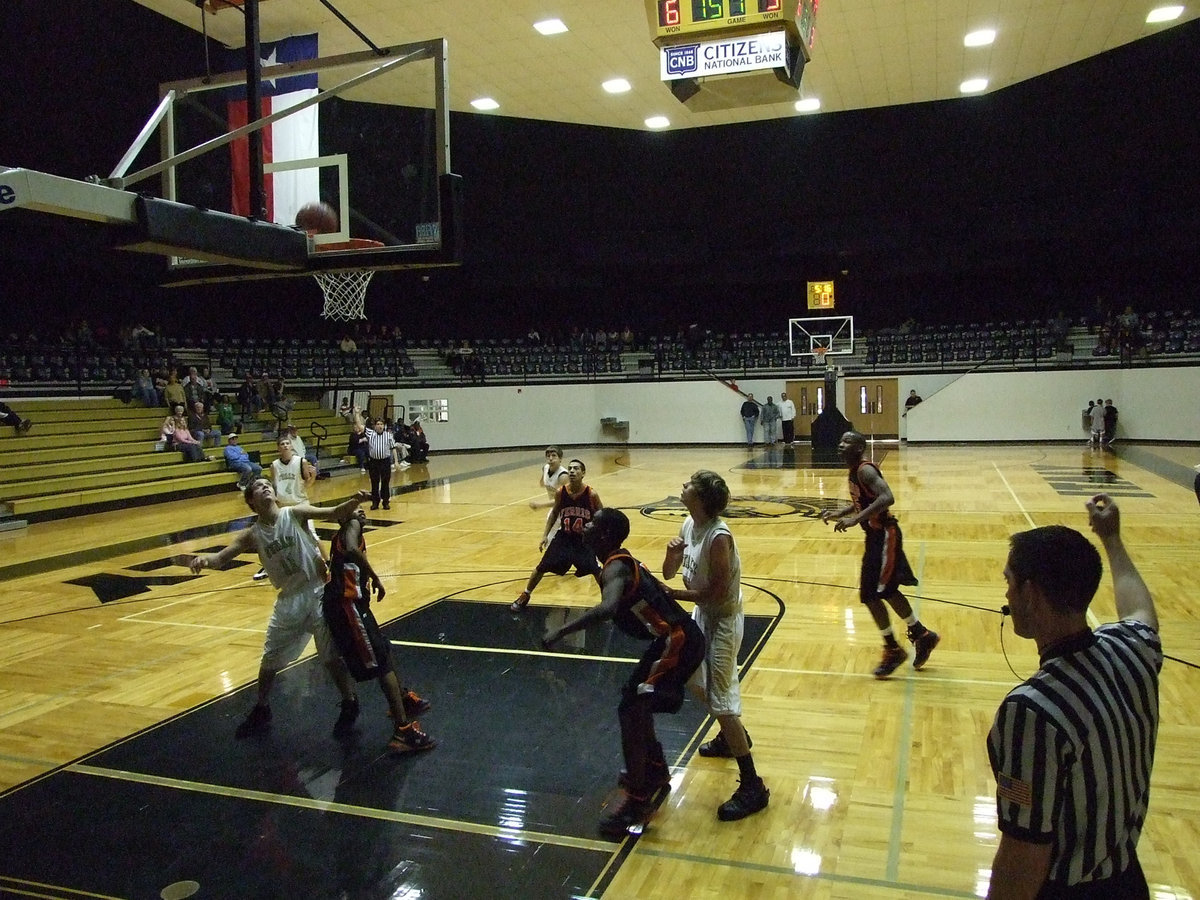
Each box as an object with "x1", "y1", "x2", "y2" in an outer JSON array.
[
  {"x1": 402, "y1": 419, "x2": 430, "y2": 463},
  {"x1": 223, "y1": 432, "x2": 262, "y2": 487},
  {"x1": 1, "y1": 401, "x2": 32, "y2": 434},
  {"x1": 214, "y1": 395, "x2": 237, "y2": 436},
  {"x1": 237, "y1": 374, "x2": 260, "y2": 418},
  {"x1": 187, "y1": 400, "x2": 217, "y2": 448},
  {"x1": 347, "y1": 422, "x2": 369, "y2": 472},
  {"x1": 160, "y1": 405, "x2": 205, "y2": 463},
  {"x1": 132, "y1": 368, "x2": 158, "y2": 406},
  {"x1": 163, "y1": 371, "x2": 186, "y2": 409}
]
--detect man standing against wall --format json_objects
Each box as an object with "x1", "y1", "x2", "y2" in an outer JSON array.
[
  {"x1": 739, "y1": 393, "x2": 760, "y2": 446},
  {"x1": 779, "y1": 391, "x2": 796, "y2": 444}
]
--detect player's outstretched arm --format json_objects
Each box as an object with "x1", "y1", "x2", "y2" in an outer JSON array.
[
  {"x1": 542, "y1": 564, "x2": 626, "y2": 647},
  {"x1": 190, "y1": 527, "x2": 256, "y2": 572},
  {"x1": 293, "y1": 490, "x2": 371, "y2": 525},
  {"x1": 1087, "y1": 494, "x2": 1157, "y2": 631}
]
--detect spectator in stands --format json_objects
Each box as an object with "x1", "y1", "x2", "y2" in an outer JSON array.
[
  {"x1": 188, "y1": 400, "x2": 216, "y2": 447},
  {"x1": 130, "y1": 322, "x2": 155, "y2": 346},
  {"x1": 237, "y1": 374, "x2": 259, "y2": 419},
  {"x1": 214, "y1": 395, "x2": 237, "y2": 436},
  {"x1": 132, "y1": 368, "x2": 157, "y2": 407},
  {"x1": 339, "y1": 398, "x2": 365, "y2": 428},
  {"x1": 391, "y1": 420, "x2": 413, "y2": 466},
  {"x1": 200, "y1": 366, "x2": 219, "y2": 409},
  {"x1": 183, "y1": 367, "x2": 207, "y2": 410},
  {"x1": 339, "y1": 334, "x2": 358, "y2": 354},
  {"x1": 406, "y1": 420, "x2": 430, "y2": 463},
  {"x1": 621, "y1": 325, "x2": 635, "y2": 350},
  {"x1": 1117, "y1": 306, "x2": 1143, "y2": 363},
  {"x1": 257, "y1": 371, "x2": 279, "y2": 414},
  {"x1": 348, "y1": 422, "x2": 369, "y2": 473},
  {"x1": 161, "y1": 405, "x2": 205, "y2": 463},
  {"x1": 0, "y1": 401, "x2": 32, "y2": 434},
  {"x1": 163, "y1": 371, "x2": 186, "y2": 409},
  {"x1": 224, "y1": 432, "x2": 262, "y2": 487},
  {"x1": 1049, "y1": 311, "x2": 1072, "y2": 352}
]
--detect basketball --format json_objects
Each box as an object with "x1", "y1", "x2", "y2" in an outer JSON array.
[{"x1": 295, "y1": 201, "x2": 339, "y2": 234}]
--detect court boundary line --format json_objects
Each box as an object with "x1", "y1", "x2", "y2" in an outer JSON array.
[
  {"x1": 632, "y1": 845, "x2": 978, "y2": 898},
  {"x1": 67, "y1": 763, "x2": 618, "y2": 854}
]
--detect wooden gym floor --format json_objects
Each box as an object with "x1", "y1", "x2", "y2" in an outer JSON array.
[{"x1": 0, "y1": 443, "x2": 1197, "y2": 899}]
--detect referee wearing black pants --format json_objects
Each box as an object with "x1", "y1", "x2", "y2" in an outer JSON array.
[{"x1": 365, "y1": 418, "x2": 397, "y2": 510}]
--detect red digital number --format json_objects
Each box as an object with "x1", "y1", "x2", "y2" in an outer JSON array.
[
  {"x1": 761, "y1": 0, "x2": 781, "y2": 11},
  {"x1": 661, "y1": 0, "x2": 681, "y2": 26}
]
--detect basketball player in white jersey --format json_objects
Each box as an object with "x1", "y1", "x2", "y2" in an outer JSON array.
[
  {"x1": 529, "y1": 445, "x2": 569, "y2": 541},
  {"x1": 663, "y1": 469, "x2": 769, "y2": 822},
  {"x1": 251, "y1": 437, "x2": 327, "y2": 581},
  {"x1": 530, "y1": 446, "x2": 569, "y2": 509},
  {"x1": 191, "y1": 480, "x2": 372, "y2": 738}
]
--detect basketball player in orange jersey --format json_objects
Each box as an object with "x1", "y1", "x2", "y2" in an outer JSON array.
[
  {"x1": 511, "y1": 459, "x2": 602, "y2": 612},
  {"x1": 321, "y1": 507, "x2": 435, "y2": 754},
  {"x1": 820, "y1": 431, "x2": 940, "y2": 678}
]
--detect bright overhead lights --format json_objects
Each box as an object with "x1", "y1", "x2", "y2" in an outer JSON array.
[
  {"x1": 960, "y1": 78, "x2": 988, "y2": 94},
  {"x1": 533, "y1": 18, "x2": 568, "y2": 35},
  {"x1": 602, "y1": 78, "x2": 631, "y2": 94},
  {"x1": 1146, "y1": 6, "x2": 1183, "y2": 23},
  {"x1": 964, "y1": 29, "x2": 996, "y2": 47},
  {"x1": 644, "y1": 116, "x2": 670, "y2": 129},
  {"x1": 795, "y1": 97, "x2": 820, "y2": 112},
  {"x1": 470, "y1": 97, "x2": 499, "y2": 110}
]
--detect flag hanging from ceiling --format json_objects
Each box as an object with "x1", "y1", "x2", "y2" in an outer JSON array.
[{"x1": 225, "y1": 33, "x2": 319, "y2": 226}]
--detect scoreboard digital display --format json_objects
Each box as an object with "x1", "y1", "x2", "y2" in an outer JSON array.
[
  {"x1": 658, "y1": 0, "x2": 783, "y2": 28},
  {"x1": 650, "y1": 0, "x2": 818, "y2": 50}
]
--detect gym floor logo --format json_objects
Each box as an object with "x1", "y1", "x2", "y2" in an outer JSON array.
[{"x1": 637, "y1": 494, "x2": 842, "y2": 523}]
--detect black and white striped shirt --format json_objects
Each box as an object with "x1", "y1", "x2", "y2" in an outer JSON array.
[
  {"x1": 365, "y1": 429, "x2": 395, "y2": 460},
  {"x1": 987, "y1": 621, "x2": 1162, "y2": 888}
]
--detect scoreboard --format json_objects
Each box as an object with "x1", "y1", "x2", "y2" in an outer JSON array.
[
  {"x1": 807, "y1": 280, "x2": 835, "y2": 310},
  {"x1": 648, "y1": 0, "x2": 818, "y2": 55}
]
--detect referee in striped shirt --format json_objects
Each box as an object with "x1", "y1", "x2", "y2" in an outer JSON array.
[
  {"x1": 986, "y1": 493, "x2": 1161, "y2": 899},
  {"x1": 365, "y1": 418, "x2": 399, "y2": 510}
]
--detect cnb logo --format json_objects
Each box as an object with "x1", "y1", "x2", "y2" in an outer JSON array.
[{"x1": 665, "y1": 44, "x2": 699, "y2": 76}]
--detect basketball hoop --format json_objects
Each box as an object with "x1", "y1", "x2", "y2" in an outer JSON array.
[
  {"x1": 312, "y1": 239, "x2": 384, "y2": 321},
  {"x1": 813, "y1": 346, "x2": 829, "y2": 368}
]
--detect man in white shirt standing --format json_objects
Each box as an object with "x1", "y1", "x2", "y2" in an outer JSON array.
[{"x1": 779, "y1": 391, "x2": 797, "y2": 444}]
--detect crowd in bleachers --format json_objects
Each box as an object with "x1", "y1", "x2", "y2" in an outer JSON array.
[{"x1": 5, "y1": 306, "x2": 1200, "y2": 396}]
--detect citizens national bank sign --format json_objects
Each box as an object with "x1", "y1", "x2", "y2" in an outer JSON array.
[{"x1": 660, "y1": 30, "x2": 789, "y2": 80}]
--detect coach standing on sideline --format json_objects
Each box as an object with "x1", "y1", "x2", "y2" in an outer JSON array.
[
  {"x1": 986, "y1": 494, "x2": 1161, "y2": 899},
  {"x1": 365, "y1": 417, "x2": 399, "y2": 510}
]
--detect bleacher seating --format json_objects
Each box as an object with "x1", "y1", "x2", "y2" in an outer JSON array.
[{"x1": 0, "y1": 398, "x2": 350, "y2": 521}]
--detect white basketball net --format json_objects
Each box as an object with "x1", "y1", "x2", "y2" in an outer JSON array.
[
  {"x1": 313, "y1": 269, "x2": 375, "y2": 320},
  {"x1": 813, "y1": 346, "x2": 829, "y2": 367}
]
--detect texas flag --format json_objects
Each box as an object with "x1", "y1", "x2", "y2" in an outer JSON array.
[{"x1": 225, "y1": 33, "x2": 319, "y2": 226}]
